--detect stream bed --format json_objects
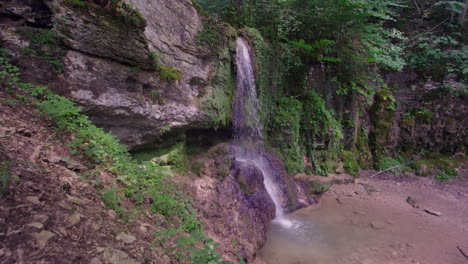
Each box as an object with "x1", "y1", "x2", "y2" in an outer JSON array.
[{"x1": 257, "y1": 178, "x2": 468, "y2": 264}]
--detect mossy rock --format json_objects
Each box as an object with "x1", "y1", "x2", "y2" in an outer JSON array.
[
  {"x1": 369, "y1": 88, "x2": 396, "y2": 166},
  {"x1": 190, "y1": 161, "x2": 204, "y2": 176},
  {"x1": 412, "y1": 153, "x2": 465, "y2": 177},
  {"x1": 310, "y1": 181, "x2": 332, "y2": 195}
]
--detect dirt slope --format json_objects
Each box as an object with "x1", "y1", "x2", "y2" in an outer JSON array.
[{"x1": 0, "y1": 100, "x2": 169, "y2": 263}]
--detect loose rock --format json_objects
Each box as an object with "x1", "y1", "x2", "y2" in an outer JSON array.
[
  {"x1": 33, "y1": 214, "x2": 49, "y2": 223},
  {"x1": 103, "y1": 247, "x2": 139, "y2": 264},
  {"x1": 424, "y1": 208, "x2": 442, "y2": 216},
  {"x1": 25, "y1": 196, "x2": 41, "y2": 205},
  {"x1": 67, "y1": 213, "x2": 83, "y2": 226},
  {"x1": 27, "y1": 222, "x2": 44, "y2": 229},
  {"x1": 33, "y1": 230, "x2": 55, "y2": 249},
  {"x1": 90, "y1": 257, "x2": 103, "y2": 264},
  {"x1": 116, "y1": 232, "x2": 136, "y2": 244},
  {"x1": 406, "y1": 196, "x2": 419, "y2": 209},
  {"x1": 66, "y1": 194, "x2": 87, "y2": 206}
]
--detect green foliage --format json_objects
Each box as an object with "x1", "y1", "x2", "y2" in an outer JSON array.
[
  {"x1": 290, "y1": 39, "x2": 340, "y2": 62},
  {"x1": 195, "y1": 20, "x2": 223, "y2": 50},
  {"x1": 148, "y1": 51, "x2": 160, "y2": 69},
  {"x1": 300, "y1": 90, "x2": 343, "y2": 175},
  {"x1": 400, "y1": 113, "x2": 415, "y2": 127},
  {"x1": 435, "y1": 168, "x2": 458, "y2": 182},
  {"x1": 311, "y1": 182, "x2": 332, "y2": 194},
  {"x1": 0, "y1": 161, "x2": 10, "y2": 197},
  {"x1": 342, "y1": 151, "x2": 360, "y2": 177},
  {"x1": 400, "y1": 0, "x2": 467, "y2": 80},
  {"x1": 112, "y1": 0, "x2": 146, "y2": 27},
  {"x1": 0, "y1": 56, "x2": 200, "y2": 233},
  {"x1": 268, "y1": 96, "x2": 304, "y2": 174},
  {"x1": 19, "y1": 28, "x2": 63, "y2": 73},
  {"x1": 414, "y1": 107, "x2": 434, "y2": 122},
  {"x1": 191, "y1": 161, "x2": 204, "y2": 176},
  {"x1": 160, "y1": 66, "x2": 183, "y2": 81},
  {"x1": 157, "y1": 229, "x2": 233, "y2": 264},
  {"x1": 377, "y1": 156, "x2": 408, "y2": 174},
  {"x1": 405, "y1": 34, "x2": 467, "y2": 80},
  {"x1": 412, "y1": 153, "x2": 464, "y2": 178},
  {"x1": 147, "y1": 90, "x2": 161, "y2": 103},
  {"x1": 102, "y1": 188, "x2": 127, "y2": 217},
  {"x1": 129, "y1": 66, "x2": 141, "y2": 73},
  {"x1": 70, "y1": 0, "x2": 87, "y2": 7},
  {"x1": 369, "y1": 88, "x2": 396, "y2": 165},
  {"x1": 0, "y1": 55, "x2": 20, "y2": 88}
]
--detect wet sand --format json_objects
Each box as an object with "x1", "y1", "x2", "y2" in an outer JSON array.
[{"x1": 257, "y1": 173, "x2": 468, "y2": 264}]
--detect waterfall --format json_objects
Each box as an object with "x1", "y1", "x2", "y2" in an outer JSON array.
[{"x1": 233, "y1": 37, "x2": 293, "y2": 228}]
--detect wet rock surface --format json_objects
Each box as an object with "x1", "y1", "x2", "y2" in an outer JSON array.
[
  {"x1": 191, "y1": 143, "x2": 315, "y2": 262},
  {"x1": 192, "y1": 144, "x2": 275, "y2": 262}
]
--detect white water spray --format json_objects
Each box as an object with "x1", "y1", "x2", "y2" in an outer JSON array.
[{"x1": 233, "y1": 37, "x2": 294, "y2": 228}]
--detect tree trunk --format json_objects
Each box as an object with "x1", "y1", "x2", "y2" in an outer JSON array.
[{"x1": 457, "y1": 0, "x2": 468, "y2": 25}]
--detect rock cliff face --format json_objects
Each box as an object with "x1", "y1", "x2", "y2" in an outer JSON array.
[
  {"x1": 0, "y1": 0, "x2": 236, "y2": 150},
  {"x1": 305, "y1": 64, "x2": 467, "y2": 164},
  {"x1": 191, "y1": 143, "x2": 314, "y2": 262},
  {"x1": 385, "y1": 72, "x2": 467, "y2": 155}
]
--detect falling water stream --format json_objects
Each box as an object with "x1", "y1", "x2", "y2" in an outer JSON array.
[
  {"x1": 233, "y1": 37, "x2": 293, "y2": 228},
  {"x1": 233, "y1": 37, "x2": 468, "y2": 264}
]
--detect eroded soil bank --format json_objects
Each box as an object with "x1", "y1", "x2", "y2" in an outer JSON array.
[{"x1": 256, "y1": 170, "x2": 468, "y2": 264}]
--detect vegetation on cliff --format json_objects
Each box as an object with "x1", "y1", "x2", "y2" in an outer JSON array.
[
  {"x1": 0, "y1": 52, "x2": 231, "y2": 263},
  {"x1": 196, "y1": 0, "x2": 467, "y2": 177}
]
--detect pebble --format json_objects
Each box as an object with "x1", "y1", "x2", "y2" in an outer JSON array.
[
  {"x1": 67, "y1": 213, "x2": 83, "y2": 226},
  {"x1": 27, "y1": 222, "x2": 44, "y2": 229},
  {"x1": 96, "y1": 247, "x2": 105, "y2": 253},
  {"x1": 56, "y1": 227, "x2": 68, "y2": 237},
  {"x1": 370, "y1": 220, "x2": 385, "y2": 229},
  {"x1": 103, "y1": 247, "x2": 139, "y2": 264}
]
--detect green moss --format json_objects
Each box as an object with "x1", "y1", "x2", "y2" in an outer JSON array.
[
  {"x1": 69, "y1": 0, "x2": 87, "y2": 8},
  {"x1": 369, "y1": 88, "x2": 396, "y2": 167},
  {"x1": 355, "y1": 127, "x2": 373, "y2": 169},
  {"x1": 191, "y1": 161, "x2": 204, "y2": 176},
  {"x1": 238, "y1": 180, "x2": 253, "y2": 195},
  {"x1": 0, "y1": 161, "x2": 11, "y2": 197},
  {"x1": 400, "y1": 113, "x2": 415, "y2": 127},
  {"x1": 412, "y1": 153, "x2": 465, "y2": 178},
  {"x1": 112, "y1": 1, "x2": 146, "y2": 27},
  {"x1": 199, "y1": 50, "x2": 235, "y2": 128},
  {"x1": 132, "y1": 142, "x2": 188, "y2": 174},
  {"x1": 268, "y1": 96, "x2": 304, "y2": 174},
  {"x1": 214, "y1": 157, "x2": 231, "y2": 180}
]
